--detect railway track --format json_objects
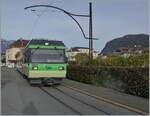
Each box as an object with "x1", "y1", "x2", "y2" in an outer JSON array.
[
  {"x1": 39, "y1": 87, "x2": 82, "y2": 115},
  {"x1": 39, "y1": 86, "x2": 111, "y2": 115},
  {"x1": 61, "y1": 84, "x2": 148, "y2": 115},
  {"x1": 53, "y1": 86, "x2": 110, "y2": 115},
  {"x1": 33, "y1": 82, "x2": 148, "y2": 115},
  {"x1": 39, "y1": 85, "x2": 147, "y2": 115}
]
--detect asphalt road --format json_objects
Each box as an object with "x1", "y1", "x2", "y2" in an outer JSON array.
[
  {"x1": 2, "y1": 66, "x2": 79, "y2": 115},
  {"x1": 1, "y1": 66, "x2": 147, "y2": 115}
]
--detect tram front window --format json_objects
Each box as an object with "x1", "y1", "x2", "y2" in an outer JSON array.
[{"x1": 30, "y1": 49, "x2": 65, "y2": 63}]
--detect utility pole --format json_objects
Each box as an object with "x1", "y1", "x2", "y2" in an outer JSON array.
[{"x1": 89, "y1": 2, "x2": 93, "y2": 61}]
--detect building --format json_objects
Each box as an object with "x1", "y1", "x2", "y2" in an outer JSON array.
[
  {"x1": 111, "y1": 47, "x2": 147, "y2": 57},
  {"x1": 6, "y1": 39, "x2": 29, "y2": 66},
  {"x1": 66, "y1": 47, "x2": 98, "y2": 61}
]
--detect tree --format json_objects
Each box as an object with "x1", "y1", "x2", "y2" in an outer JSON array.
[
  {"x1": 15, "y1": 51, "x2": 22, "y2": 64},
  {"x1": 1, "y1": 56, "x2": 6, "y2": 63},
  {"x1": 75, "y1": 53, "x2": 89, "y2": 65}
]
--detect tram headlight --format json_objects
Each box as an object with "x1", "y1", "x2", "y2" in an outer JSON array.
[
  {"x1": 33, "y1": 66, "x2": 38, "y2": 70},
  {"x1": 58, "y1": 66, "x2": 64, "y2": 70}
]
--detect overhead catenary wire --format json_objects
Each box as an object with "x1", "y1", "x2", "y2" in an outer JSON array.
[
  {"x1": 27, "y1": 1, "x2": 54, "y2": 39},
  {"x1": 25, "y1": 5, "x2": 99, "y2": 40},
  {"x1": 27, "y1": 15, "x2": 40, "y2": 39}
]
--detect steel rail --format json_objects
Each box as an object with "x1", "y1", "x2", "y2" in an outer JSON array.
[
  {"x1": 62, "y1": 85, "x2": 148, "y2": 115},
  {"x1": 53, "y1": 86, "x2": 111, "y2": 115},
  {"x1": 39, "y1": 87, "x2": 82, "y2": 115}
]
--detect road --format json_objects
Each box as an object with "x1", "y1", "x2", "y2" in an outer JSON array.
[{"x1": 1, "y1": 66, "x2": 149, "y2": 115}]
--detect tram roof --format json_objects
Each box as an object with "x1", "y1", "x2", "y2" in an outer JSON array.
[{"x1": 28, "y1": 39, "x2": 65, "y2": 46}]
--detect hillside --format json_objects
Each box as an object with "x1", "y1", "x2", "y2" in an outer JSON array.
[{"x1": 101, "y1": 34, "x2": 149, "y2": 55}]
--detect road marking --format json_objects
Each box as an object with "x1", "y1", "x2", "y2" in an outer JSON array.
[{"x1": 63, "y1": 85, "x2": 148, "y2": 115}]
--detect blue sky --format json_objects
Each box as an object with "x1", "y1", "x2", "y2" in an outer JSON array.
[{"x1": 1, "y1": 0, "x2": 149, "y2": 52}]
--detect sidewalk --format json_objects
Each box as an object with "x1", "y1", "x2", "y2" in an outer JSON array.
[{"x1": 63, "y1": 79, "x2": 149, "y2": 113}]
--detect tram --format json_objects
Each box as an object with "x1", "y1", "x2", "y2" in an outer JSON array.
[{"x1": 18, "y1": 39, "x2": 67, "y2": 85}]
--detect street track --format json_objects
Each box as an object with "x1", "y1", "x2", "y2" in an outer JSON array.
[
  {"x1": 61, "y1": 84, "x2": 148, "y2": 115},
  {"x1": 52, "y1": 86, "x2": 111, "y2": 115},
  {"x1": 39, "y1": 86, "x2": 111, "y2": 115},
  {"x1": 39, "y1": 87, "x2": 82, "y2": 115}
]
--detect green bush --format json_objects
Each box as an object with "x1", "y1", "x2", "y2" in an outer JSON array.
[
  {"x1": 74, "y1": 53, "x2": 89, "y2": 65},
  {"x1": 85, "y1": 52, "x2": 149, "y2": 67},
  {"x1": 67, "y1": 65, "x2": 149, "y2": 98}
]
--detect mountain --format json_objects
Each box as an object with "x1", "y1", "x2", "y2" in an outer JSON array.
[
  {"x1": 1, "y1": 39, "x2": 14, "y2": 54},
  {"x1": 101, "y1": 34, "x2": 149, "y2": 55}
]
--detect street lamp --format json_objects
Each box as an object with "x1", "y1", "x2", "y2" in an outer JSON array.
[{"x1": 24, "y1": 3, "x2": 98, "y2": 61}]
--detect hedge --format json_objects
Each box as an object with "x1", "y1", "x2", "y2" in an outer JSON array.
[{"x1": 67, "y1": 65, "x2": 149, "y2": 98}]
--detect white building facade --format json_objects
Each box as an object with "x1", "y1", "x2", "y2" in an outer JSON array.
[
  {"x1": 5, "y1": 39, "x2": 29, "y2": 66},
  {"x1": 66, "y1": 47, "x2": 98, "y2": 61}
]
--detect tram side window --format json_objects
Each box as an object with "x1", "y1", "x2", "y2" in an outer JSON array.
[
  {"x1": 24, "y1": 49, "x2": 30, "y2": 63},
  {"x1": 24, "y1": 52, "x2": 27, "y2": 63}
]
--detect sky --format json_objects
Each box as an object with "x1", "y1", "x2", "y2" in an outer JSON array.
[{"x1": 1, "y1": 0, "x2": 149, "y2": 52}]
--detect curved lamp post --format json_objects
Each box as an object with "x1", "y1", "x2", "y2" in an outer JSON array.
[{"x1": 24, "y1": 3, "x2": 97, "y2": 61}]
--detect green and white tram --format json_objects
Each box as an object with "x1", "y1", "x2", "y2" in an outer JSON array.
[{"x1": 18, "y1": 39, "x2": 67, "y2": 85}]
